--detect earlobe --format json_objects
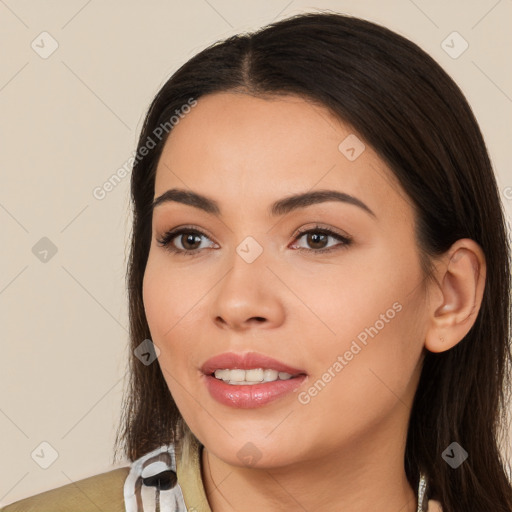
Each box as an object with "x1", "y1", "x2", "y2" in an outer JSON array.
[{"x1": 424, "y1": 239, "x2": 486, "y2": 354}]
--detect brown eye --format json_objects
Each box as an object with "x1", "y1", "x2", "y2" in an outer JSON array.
[
  {"x1": 305, "y1": 232, "x2": 329, "y2": 250},
  {"x1": 291, "y1": 226, "x2": 353, "y2": 254},
  {"x1": 156, "y1": 228, "x2": 217, "y2": 255},
  {"x1": 178, "y1": 232, "x2": 203, "y2": 251}
]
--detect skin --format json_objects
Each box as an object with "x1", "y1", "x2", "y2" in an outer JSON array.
[{"x1": 142, "y1": 92, "x2": 486, "y2": 512}]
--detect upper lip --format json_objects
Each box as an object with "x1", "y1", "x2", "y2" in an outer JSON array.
[{"x1": 201, "y1": 352, "x2": 307, "y2": 376}]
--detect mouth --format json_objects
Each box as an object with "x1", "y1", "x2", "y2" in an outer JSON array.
[
  {"x1": 200, "y1": 352, "x2": 308, "y2": 408},
  {"x1": 210, "y1": 367, "x2": 303, "y2": 385},
  {"x1": 201, "y1": 351, "x2": 307, "y2": 380}
]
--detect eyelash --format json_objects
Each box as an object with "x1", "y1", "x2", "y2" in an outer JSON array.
[{"x1": 156, "y1": 224, "x2": 352, "y2": 257}]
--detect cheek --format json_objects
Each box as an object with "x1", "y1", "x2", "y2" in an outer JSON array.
[
  {"x1": 142, "y1": 254, "x2": 205, "y2": 381},
  {"x1": 291, "y1": 296, "x2": 426, "y2": 453},
  {"x1": 142, "y1": 266, "x2": 190, "y2": 412},
  {"x1": 288, "y1": 248, "x2": 416, "y2": 343},
  {"x1": 142, "y1": 252, "x2": 199, "y2": 340},
  {"x1": 291, "y1": 245, "x2": 426, "y2": 389},
  {"x1": 142, "y1": 258, "x2": 169, "y2": 340}
]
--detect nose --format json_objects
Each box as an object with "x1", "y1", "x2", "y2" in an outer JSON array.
[{"x1": 209, "y1": 255, "x2": 286, "y2": 332}]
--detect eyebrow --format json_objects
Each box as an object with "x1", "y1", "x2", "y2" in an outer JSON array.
[{"x1": 152, "y1": 188, "x2": 376, "y2": 218}]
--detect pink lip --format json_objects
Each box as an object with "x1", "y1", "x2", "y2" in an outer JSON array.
[
  {"x1": 203, "y1": 374, "x2": 308, "y2": 408},
  {"x1": 200, "y1": 351, "x2": 307, "y2": 376},
  {"x1": 200, "y1": 352, "x2": 308, "y2": 409}
]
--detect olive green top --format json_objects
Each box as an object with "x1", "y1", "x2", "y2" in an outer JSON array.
[
  {"x1": 0, "y1": 440, "x2": 212, "y2": 512},
  {"x1": 0, "y1": 466, "x2": 130, "y2": 511},
  {"x1": 176, "y1": 440, "x2": 212, "y2": 512}
]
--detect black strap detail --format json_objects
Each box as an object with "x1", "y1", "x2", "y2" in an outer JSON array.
[{"x1": 142, "y1": 469, "x2": 178, "y2": 491}]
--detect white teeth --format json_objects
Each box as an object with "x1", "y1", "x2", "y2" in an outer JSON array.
[
  {"x1": 263, "y1": 369, "x2": 278, "y2": 381},
  {"x1": 245, "y1": 368, "x2": 264, "y2": 381},
  {"x1": 228, "y1": 369, "x2": 246, "y2": 382},
  {"x1": 214, "y1": 369, "x2": 230, "y2": 380},
  {"x1": 213, "y1": 368, "x2": 296, "y2": 384}
]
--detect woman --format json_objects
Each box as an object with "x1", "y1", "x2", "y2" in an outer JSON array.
[{"x1": 3, "y1": 10, "x2": 511, "y2": 512}]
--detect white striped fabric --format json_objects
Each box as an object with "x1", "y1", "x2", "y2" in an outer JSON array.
[{"x1": 124, "y1": 444, "x2": 188, "y2": 512}]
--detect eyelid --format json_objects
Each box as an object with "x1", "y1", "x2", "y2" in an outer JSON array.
[{"x1": 291, "y1": 222, "x2": 351, "y2": 240}]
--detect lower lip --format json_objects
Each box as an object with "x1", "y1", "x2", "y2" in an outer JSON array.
[{"x1": 203, "y1": 374, "x2": 307, "y2": 408}]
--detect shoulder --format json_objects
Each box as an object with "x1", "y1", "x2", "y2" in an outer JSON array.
[{"x1": 0, "y1": 467, "x2": 130, "y2": 512}]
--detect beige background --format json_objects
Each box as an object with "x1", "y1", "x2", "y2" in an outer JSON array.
[{"x1": 1, "y1": 0, "x2": 511, "y2": 505}]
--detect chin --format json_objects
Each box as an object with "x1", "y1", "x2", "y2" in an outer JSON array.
[{"x1": 201, "y1": 433, "x2": 305, "y2": 470}]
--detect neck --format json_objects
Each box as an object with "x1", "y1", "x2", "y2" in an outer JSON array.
[{"x1": 201, "y1": 421, "x2": 418, "y2": 512}]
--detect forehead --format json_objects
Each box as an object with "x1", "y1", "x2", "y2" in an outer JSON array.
[
  {"x1": 157, "y1": 92, "x2": 349, "y2": 175},
  {"x1": 153, "y1": 92, "x2": 409, "y2": 222}
]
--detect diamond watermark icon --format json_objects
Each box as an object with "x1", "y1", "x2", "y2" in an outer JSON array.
[
  {"x1": 32, "y1": 237, "x2": 58, "y2": 263},
  {"x1": 134, "y1": 338, "x2": 160, "y2": 365},
  {"x1": 338, "y1": 134, "x2": 365, "y2": 161},
  {"x1": 236, "y1": 236, "x2": 263, "y2": 264},
  {"x1": 442, "y1": 441, "x2": 468, "y2": 468},
  {"x1": 236, "y1": 442, "x2": 262, "y2": 466},
  {"x1": 441, "y1": 32, "x2": 468, "y2": 59},
  {"x1": 31, "y1": 441, "x2": 59, "y2": 469},
  {"x1": 31, "y1": 31, "x2": 59, "y2": 59}
]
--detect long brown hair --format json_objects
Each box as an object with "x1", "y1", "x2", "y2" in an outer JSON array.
[{"x1": 113, "y1": 11, "x2": 512, "y2": 511}]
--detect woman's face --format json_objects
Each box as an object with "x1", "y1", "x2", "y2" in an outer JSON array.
[{"x1": 143, "y1": 92, "x2": 430, "y2": 468}]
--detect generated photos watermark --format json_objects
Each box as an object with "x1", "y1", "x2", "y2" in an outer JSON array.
[
  {"x1": 92, "y1": 97, "x2": 197, "y2": 201},
  {"x1": 298, "y1": 301, "x2": 403, "y2": 405}
]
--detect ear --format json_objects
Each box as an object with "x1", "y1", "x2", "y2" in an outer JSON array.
[{"x1": 424, "y1": 239, "x2": 486, "y2": 353}]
